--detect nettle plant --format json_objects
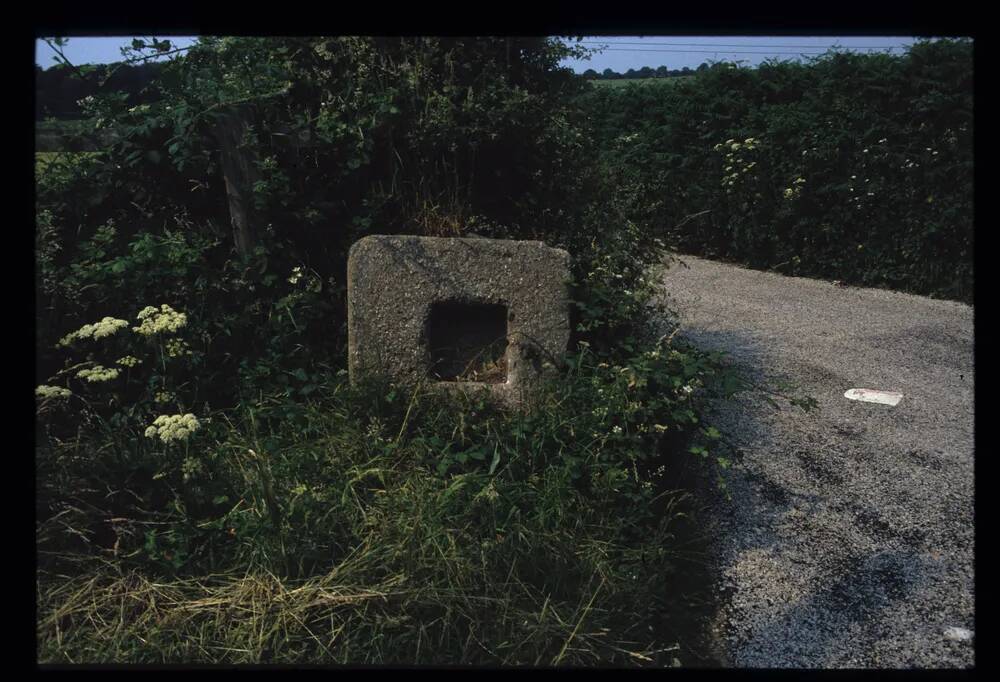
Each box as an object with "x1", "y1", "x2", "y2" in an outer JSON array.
[{"x1": 38, "y1": 303, "x2": 202, "y2": 447}]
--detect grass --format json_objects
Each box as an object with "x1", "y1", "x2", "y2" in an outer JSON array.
[{"x1": 36, "y1": 350, "x2": 728, "y2": 665}]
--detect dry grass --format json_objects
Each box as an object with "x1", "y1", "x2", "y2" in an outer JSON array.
[{"x1": 36, "y1": 362, "x2": 723, "y2": 666}]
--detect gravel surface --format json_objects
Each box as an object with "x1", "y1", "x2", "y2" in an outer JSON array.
[{"x1": 658, "y1": 255, "x2": 975, "y2": 668}]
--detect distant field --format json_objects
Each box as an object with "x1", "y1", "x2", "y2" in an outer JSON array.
[
  {"x1": 590, "y1": 77, "x2": 694, "y2": 88},
  {"x1": 36, "y1": 118, "x2": 119, "y2": 153},
  {"x1": 36, "y1": 118, "x2": 91, "y2": 134},
  {"x1": 35, "y1": 151, "x2": 104, "y2": 173}
]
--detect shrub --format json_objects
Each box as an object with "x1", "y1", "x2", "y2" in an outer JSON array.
[
  {"x1": 36, "y1": 36, "x2": 797, "y2": 665},
  {"x1": 576, "y1": 39, "x2": 973, "y2": 301}
]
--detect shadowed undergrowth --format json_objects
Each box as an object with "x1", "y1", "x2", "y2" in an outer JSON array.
[{"x1": 38, "y1": 341, "x2": 735, "y2": 665}]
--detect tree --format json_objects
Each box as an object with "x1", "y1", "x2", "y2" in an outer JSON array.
[
  {"x1": 41, "y1": 36, "x2": 597, "y2": 263},
  {"x1": 582, "y1": 68, "x2": 598, "y2": 80}
]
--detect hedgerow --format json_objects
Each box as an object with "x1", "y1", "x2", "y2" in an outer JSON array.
[{"x1": 577, "y1": 39, "x2": 973, "y2": 302}]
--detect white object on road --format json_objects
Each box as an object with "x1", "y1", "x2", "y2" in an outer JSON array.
[
  {"x1": 944, "y1": 626, "x2": 974, "y2": 642},
  {"x1": 844, "y1": 388, "x2": 903, "y2": 406}
]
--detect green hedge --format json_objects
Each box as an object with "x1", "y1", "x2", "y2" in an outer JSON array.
[{"x1": 577, "y1": 39, "x2": 973, "y2": 302}]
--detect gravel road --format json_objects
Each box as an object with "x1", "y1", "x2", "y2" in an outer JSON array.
[{"x1": 658, "y1": 255, "x2": 975, "y2": 668}]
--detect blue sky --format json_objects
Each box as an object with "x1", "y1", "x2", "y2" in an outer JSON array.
[
  {"x1": 560, "y1": 36, "x2": 920, "y2": 72},
  {"x1": 35, "y1": 36, "x2": 200, "y2": 68},
  {"x1": 36, "y1": 36, "x2": 922, "y2": 72}
]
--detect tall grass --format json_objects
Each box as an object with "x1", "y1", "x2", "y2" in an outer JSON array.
[{"x1": 37, "y1": 354, "x2": 726, "y2": 665}]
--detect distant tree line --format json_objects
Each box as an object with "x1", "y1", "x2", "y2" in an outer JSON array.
[
  {"x1": 580, "y1": 64, "x2": 708, "y2": 80},
  {"x1": 35, "y1": 59, "x2": 695, "y2": 120},
  {"x1": 35, "y1": 61, "x2": 166, "y2": 120}
]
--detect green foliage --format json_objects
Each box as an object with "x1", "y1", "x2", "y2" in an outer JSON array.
[
  {"x1": 37, "y1": 350, "x2": 726, "y2": 664},
  {"x1": 36, "y1": 37, "x2": 602, "y2": 405},
  {"x1": 577, "y1": 39, "x2": 973, "y2": 302},
  {"x1": 34, "y1": 36, "x2": 776, "y2": 665}
]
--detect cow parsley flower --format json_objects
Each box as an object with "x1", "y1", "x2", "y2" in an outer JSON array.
[
  {"x1": 35, "y1": 385, "x2": 72, "y2": 399},
  {"x1": 181, "y1": 457, "x2": 204, "y2": 481},
  {"x1": 145, "y1": 413, "x2": 200, "y2": 443},
  {"x1": 116, "y1": 355, "x2": 141, "y2": 367},
  {"x1": 59, "y1": 317, "x2": 129, "y2": 346},
  {"x1": 76, "y1": 365, "x2": 120, "y2": 382},
  {"x1": 165, "y1": 338, "x2": 193, "y2": 358},
  {"x1": 133, "y1": 304, "x2": 187, "y2": 336}
]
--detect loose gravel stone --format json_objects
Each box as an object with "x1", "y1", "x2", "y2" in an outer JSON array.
[{"x1": 658, "y1": 255, "x2": 974, "y2": 669}]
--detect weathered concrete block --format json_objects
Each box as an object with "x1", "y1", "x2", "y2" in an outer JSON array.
[{"x1": 348, "y1": 235, "x2": 571, "y2": 405}]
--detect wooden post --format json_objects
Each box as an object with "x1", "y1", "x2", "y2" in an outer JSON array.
[{"x1": 215, "y1": 103, "x2": 261, "y2": 259}]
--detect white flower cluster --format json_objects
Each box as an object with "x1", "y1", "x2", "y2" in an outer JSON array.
[
  {"x1": 145, "y1": 413, "x2": 200, "y2": 443},
  {"x1": 116, "y1": 355, "x2": 141, "y2": 368},
  {"x1": 288, "y1": 266, "x2": 305, "y2": 285},
  {"x1": 154, "y1": 391, "x2": 177, "y2": 404},
  {"x1": 76, "y1": 365, "x2": 120, "y2": 382},
  {"x1": 783, "y1": 177, "x2": 806, "y2": 200},
  {"x1": 59, "y1": 317, "x2": 130, "y2": 346},
  {"x1": 715, "y1": 138, "x2": 760, "y2": 194},
  {"x1": 165, "y1": 338, "x2": 193, "y2": 358},
  {"x1": 181, "y1": 456, "x2": 204, "y2": 481},
  {"x1": 133, "y1": 304, "x2": 187, "y2": 336},
  {"x1": 35, "y1": 385, "x2": 72, "y2": 399},
  {"x1": 712, "y1": 137, "x2": 760, "y2": 154}
]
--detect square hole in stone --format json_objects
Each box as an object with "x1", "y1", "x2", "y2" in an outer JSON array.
[{"x1": 427, "y1": 302, "x2": 508, "y2": 383}]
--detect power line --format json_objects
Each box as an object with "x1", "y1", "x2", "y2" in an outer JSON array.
[
  {"x1": 578, "y1": 41, "x2": 910, "y2": 49},
  {"x1": 579, "y1": 47, "x2": 901, "y2": 55}
]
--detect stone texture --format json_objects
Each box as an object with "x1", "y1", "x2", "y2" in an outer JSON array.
[{"x1": 347, "y1": 235, "x2": 571, "y2": 405}]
